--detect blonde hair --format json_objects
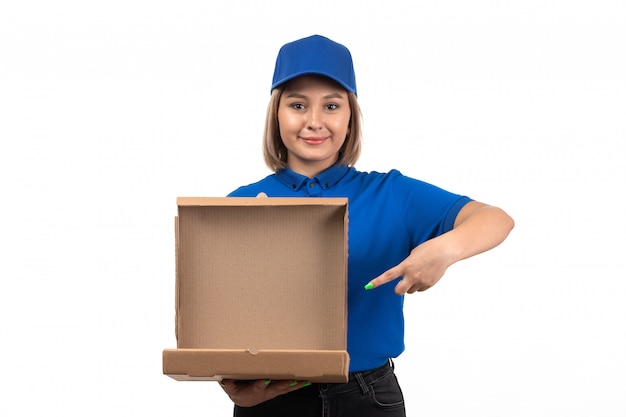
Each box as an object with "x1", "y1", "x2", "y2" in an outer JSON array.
[{"x1": 262, "y1": 84, "x2": 362, "y2": 172}]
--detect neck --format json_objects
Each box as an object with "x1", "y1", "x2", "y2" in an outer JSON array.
[{"x1": 287, "y1": 158, "x2": 338, "y2": 178}]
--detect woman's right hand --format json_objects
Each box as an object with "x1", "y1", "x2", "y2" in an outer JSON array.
[{"x1": 219, "y1": 379, "x2": 310, "y2": 407}]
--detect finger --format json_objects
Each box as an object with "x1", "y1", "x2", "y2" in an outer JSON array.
[
  {"x1": 219, "y1": 379, "x2": 234, "y2": 390},
  {"x1": 219, "y1": 379, "x2": 268, "y2": 395},
  {"x1": 253, "y1": 379, "x2": 272, "y2": 390},
  {"x1": 394, "y1": 279, "x2": 411, "y2": 296},
  {"x1": 364, "y1": 265, "x2": 403, "y2": 291},
  {"x1": 267, "y1": 380, "x2": 310, "y2": 392}
]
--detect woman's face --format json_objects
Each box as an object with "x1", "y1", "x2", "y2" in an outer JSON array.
[{"x1": 277, "y1": 75, "x2": 351, "y2": 177}]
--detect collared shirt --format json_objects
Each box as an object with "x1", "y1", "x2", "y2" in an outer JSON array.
[{"x1": 229, "y1": 165, "x2": 472, "y2": 372}]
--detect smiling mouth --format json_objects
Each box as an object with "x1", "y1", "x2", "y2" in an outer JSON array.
[{"x1": 301, "y1": 137, "x2": 327, "y2": 145}]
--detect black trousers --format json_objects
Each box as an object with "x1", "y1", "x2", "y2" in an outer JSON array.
[{"x1": 233, "y1": 360, "x2": 406, "y2": 417}]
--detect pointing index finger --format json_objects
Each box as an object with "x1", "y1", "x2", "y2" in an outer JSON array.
[{"x1": 364, "y1": 267, "x2": 401, "y2": 290}]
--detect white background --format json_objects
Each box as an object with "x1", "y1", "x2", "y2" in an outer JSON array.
[{"x1": 1, "y1": 1, "x2": 624, "y2": 416}]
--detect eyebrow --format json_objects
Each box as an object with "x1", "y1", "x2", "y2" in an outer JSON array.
[{"x1": 284, "y1": 92, "x2": 346, "y2": 100}]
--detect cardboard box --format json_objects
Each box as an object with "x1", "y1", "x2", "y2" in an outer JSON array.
[{"x1": 163, "y1": 197, "x2": 350, "y2": 383}]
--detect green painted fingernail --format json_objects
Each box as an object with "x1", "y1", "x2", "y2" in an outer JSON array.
[
  {"x1": 364, "y1": 283, "x2": 374, "y2": 290},
  {"x1": 264, "y1": 380, "x2": 272, "y2": 385},
  {"x1": 303, "y1": 382, "x2": 312, "y2": 387},
  {"x1": 289, "y1": 381, "x2": 298, "y2": 387}
]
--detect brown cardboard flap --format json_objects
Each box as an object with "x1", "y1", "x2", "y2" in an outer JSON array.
[{"x1": 163, "y1": 349, "x2": 350, "y2": 383}]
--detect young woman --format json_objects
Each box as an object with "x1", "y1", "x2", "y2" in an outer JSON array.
[{"x1": 221, "y1": 34, "x2": 514, "y2": 417}]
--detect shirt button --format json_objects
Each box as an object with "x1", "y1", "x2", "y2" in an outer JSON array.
[
  {"x1": 309, "y1": 183, "x2": 315, "y2": 188},
  {"x1": 292, "y1": 184, "x2": 296, "y2": 189}
]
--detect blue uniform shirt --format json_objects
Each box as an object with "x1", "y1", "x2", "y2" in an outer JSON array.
[{"x1": 229, "y1": 164, "x2": 472, "y2": 372}]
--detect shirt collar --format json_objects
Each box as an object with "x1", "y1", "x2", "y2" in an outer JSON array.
[{"x1": 276, "y1": 164, "x2": 351, "y2": 191}]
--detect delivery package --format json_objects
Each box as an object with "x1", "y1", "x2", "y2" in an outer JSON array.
[{"x1": 163, "y1": 197, "x2": 350, "y2": 383}]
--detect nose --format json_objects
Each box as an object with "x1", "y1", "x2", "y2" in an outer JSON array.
[{"x1": 307, "y1": 107, "x2": 322, "y2": 130}]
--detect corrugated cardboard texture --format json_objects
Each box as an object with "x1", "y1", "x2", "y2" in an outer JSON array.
[{"x1": 164, "y1": 197, "x2": 349, "y2": 382}]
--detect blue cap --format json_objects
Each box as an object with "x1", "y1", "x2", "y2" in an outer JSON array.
[{"x1": 271, "y1": 35, "x2": 357, "y2": 95}]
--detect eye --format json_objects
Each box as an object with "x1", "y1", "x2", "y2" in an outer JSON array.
[
  {"x1": 291, "y1": 103, "x2": 305, "y2": 110},
  {"x1": 326, "y1": 103, "x2": 338, "y2": 110}
]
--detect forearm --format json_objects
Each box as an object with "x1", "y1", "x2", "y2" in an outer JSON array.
[
  {"x1": 442, "y1": 202, "x2": 514, "y2": 265},
  {"x1": 365, "y1": 201, "x2": 514, "y2": 294}
]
